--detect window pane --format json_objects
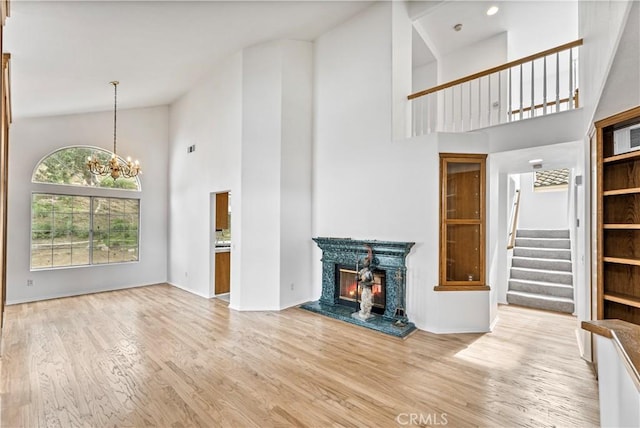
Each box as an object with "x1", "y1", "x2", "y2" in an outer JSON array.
[
  {"x1": 108, "y1": 246, "x2": 125, "y2": 263},
  {"x1": 52, "y1": 245, "x2": 72, "y2": 267},
  {"x1": 109, "y1": 198, "x2": 126, "y2": 215},
  {"x1": 123, "y1": 246, "x2": 139, "y2": 262},
  {"x1": 92, "y1": 229, "x2": 108, "y2": 246},
  {"x1": 446, "y1": 224, "x2": 481, "y2": 281},
  {"x1": 446, "y1": 162, "x2": 481, "y2": 220},
  {"x1": 32, "y1": 146, "x2": 140, "y2": 191},
  {"x1": 31, "y1": 193, "x2": 140, "y2": 269},
  {"x1": 72, "y1": 213, "x2": 90, "y2": 242},
  {"x1": 93, "y1": 214, "x2": 109, "y2": 235},
  {"x1": 93, "y1": 198, "x2": 109, "y2": 215},
  {"x1": 72, "y1": 196, "x2": 91, "y2": 213},
  {"x1": 92, "y1": 247, "x2": 110, "y2": 265},
  {"x1": 71, "y1": 244, "x2": 89, "y2": 266},
  {"x1": 52, "y1": 195, "x2": 74, "y2": 212},
  {"x1": 31, "y1": 245, "x2": 52, "y2": 269},
  {"x1": 125, "y1": 199, "x2": 139, "y2": 215}
]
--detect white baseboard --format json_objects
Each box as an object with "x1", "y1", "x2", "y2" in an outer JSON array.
[
  {"x1": 166, "y1": 282, "x2": 211, "y2": 299},
  {"x1": 6, "y1": 282, "x2": 165, "y2": 305}
]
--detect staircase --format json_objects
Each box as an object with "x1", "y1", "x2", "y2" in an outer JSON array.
[{"x1": 507, "y1": 229, "x2": 574, "y2": 314}]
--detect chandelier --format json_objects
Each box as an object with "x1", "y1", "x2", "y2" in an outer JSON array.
[{"x1": 87, "y1": 81, "x2": 141, "y2": 180}]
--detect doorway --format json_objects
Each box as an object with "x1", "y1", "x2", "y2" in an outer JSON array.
[
  {"x1": 489, "y1": 140, "x2": 591, "y2": 359},
  {"x1": 212, "y1": 191, "x2": 231, "y2": 301}
]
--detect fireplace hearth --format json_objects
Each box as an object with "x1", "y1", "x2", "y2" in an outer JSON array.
[{"x1": 301, "y1": 237, "x2": 415, "y2": 338}]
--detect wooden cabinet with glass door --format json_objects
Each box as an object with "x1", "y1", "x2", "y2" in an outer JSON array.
[{"x1": 435, "y1": 153, "x2": 489, "y2": 291}]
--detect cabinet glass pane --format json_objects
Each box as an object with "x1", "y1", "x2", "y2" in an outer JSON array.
[
  {"x1": 446, "y1": 224, "x2": 481, "y2": 281},
  {"x1": 446, "y1": 162, "x2": 481, "y2": 219}
]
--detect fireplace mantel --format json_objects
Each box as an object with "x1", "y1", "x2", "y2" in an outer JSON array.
[{"x1": 302, "y1": 237, "x2": 416, "y2": 337}]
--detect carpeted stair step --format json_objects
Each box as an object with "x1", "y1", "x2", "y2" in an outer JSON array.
[
  {"x1": 510, "y1": 267, "x2": 573, "y2": 285},
  {"x1": 514, "y1": 237, "x2": 571, "y2": 249},
  {"x1": 506, "y1": 290, "x2": 574, "y2": 314},
  {"x1": 516, "y1": 229, "x2": 570, "y2": 239},
  {"x1": 511, "y1": 256, "x2": 572, "y2": 272},
  {"x1": 508, "y1": 279, "x2": 574, "y2": 299},
  {"x1": 513, "y1": 246, "x2": 571, "y2": 260}
]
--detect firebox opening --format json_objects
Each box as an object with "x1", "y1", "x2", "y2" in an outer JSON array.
[{"x1": 336, "y1": 266, "x2": 385, "y2": 315}]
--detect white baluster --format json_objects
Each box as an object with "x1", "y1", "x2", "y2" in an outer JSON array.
[
  {"x1": 442, "y1": 89, "x2": 446, "y2": 132},
  {"x1": 531, "y1": 60, "x2": 535, "y2": 118},
  {"x1": 469, "y1": 81, "x2": 472, "y2": 130},
  {"x1": 451, "y1": 86, "x2": 455, "y2": 132},
  {"x1": 519, "y1": 64, "x2": 523, "y2": 121},
  {"x1": 478, "y1": 77, "x2": 482, "y2": 128},
  {"x1": 508, "y1": 68, "x2": 512, "y2": 122},
  {"x1": 412, "y1": 99, "x2": 417, "y2": 136},
  {"x1": 488, "y1": 74, "x2": 492, "y2": 126},
  {"x1": 569, "y1": 48, "x2": 574, "y2": 109},
  {"x1": 460, "y1": 84, "x2": 463, "y2": 131},
  {"x1": 498, "y1": 71, "x2": 502, "y2": 124},
  {"x1": 543, "y1": 56, "x2": 547, "y2": 115},
  {"x1": 555, "y1": 52, "x2": 560, "y2": 111}
]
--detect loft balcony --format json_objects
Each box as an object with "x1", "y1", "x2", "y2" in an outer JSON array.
[{"x1": 408, "y1": 39, "x2": 583, "y2": 136}]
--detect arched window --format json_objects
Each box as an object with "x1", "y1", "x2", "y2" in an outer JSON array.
[
  {"x1": 32, "y1": 146, "x2": 141, "y2": 191},
  {"x1": 30, "y1": 146, "x2": 141, "y2": 270}
]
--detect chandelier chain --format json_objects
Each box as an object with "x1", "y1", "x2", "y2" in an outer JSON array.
[
  {"x1": 86, "y1": 80, "x2": 141, "y2": 181},
  {"x1": 112, "y1": 81, "x2": 118, "y2": 155}
]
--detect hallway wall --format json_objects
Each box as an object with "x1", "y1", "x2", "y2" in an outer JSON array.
[{"x1": 518, "y1": 172, "x2": 569, "y2": 230}]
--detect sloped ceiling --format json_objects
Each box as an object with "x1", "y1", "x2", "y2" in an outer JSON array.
[{"x1": 4, "y1": 1, "x2": 373, "y2": 119}]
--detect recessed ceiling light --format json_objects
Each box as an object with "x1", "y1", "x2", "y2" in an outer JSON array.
[
  {"x1": 486, "y1": 6, "x2": 499, "y2": 16},
  {"x1": 529, "y1": 158, "x2": 543, "y2": 164},
  {"x1": 453, "y1": 23, "x2": 463, "y2": 32}
]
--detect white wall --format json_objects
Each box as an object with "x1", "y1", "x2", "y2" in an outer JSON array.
[
  {"x1": 168, "y1": 40, "x2": 313, "y2": 311},
  {"x1": 439, "y1": 32, "x2": 507, "y2": 83},
  {"x1": 507, "y1": 1, "x2": 578, "y2": 61},
  {"x1": 239, "y1": 40, "x2": 313, "y2": 311},
  {"x1": 314, "y1": 2, "x2": 492, "y2": 333},
  {"x1": 7, "y1": 106, "x2": 169, "y2": 303},
  {"x1": 517, "y1": 172, "x2": 569, "y2": 230},
  {"x1": 579, "y1": 0, "x2": 633, "y2": 130},
  {"x1": 168, "y1": 54, "x2": 243, "y2": 299},
  {"x1": 239, "y1": 42, "x2": 283, "y2": 310},
  {"x1": 392, "y1": 0, "x2": 412, "y2": 140},
  {"x1": 315, "y1": 2, "x2": 431, "y2": 329},
  {"x1": 595, "y1": 335, "x2": 640, "y2": 427},
  {"x1": 279, "y1": 41, "x2": 314, "y2": 309},
  {"x1": 592, "y1": 1, "x2": 640, "y2": 123},
  {"x1": 412, "y1": 61, "x2": 437, "y2": 93}
]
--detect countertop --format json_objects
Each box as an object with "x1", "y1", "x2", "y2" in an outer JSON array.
[
  {"x1": 215, "y1": 246, "x2": 231, "y2": 253},
  {"x1": 582, "y1": 319, "x2": 640, "y2": 390}
]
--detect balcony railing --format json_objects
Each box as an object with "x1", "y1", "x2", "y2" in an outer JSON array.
[{"x1": 408, "y1": 39, "x2": 583, "y2": 136}]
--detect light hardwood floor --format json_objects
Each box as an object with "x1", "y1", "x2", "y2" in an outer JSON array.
[{"x1": 1, "y1": 284, "x2": 599, "y2": 427}]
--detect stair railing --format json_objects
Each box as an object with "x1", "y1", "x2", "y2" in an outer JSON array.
[
  {"x1": 408, "y1": 39, "x2": 583, "y2": 136},
  {"x1": 507, "y1": 189, "x2": 521, "y2": 250}
]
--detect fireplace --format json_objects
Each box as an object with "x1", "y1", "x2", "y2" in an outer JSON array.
[
  {"x1": 301, "y1": 237, "x2": 416, "y2": 338},
  {"x1": 337, "y1": 266, "x2": 385, "y2": 314}
]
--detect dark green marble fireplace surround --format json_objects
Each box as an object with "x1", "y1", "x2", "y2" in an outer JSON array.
[{"x1": 301, "y1": 237, "x2": 416, "y2": 338}]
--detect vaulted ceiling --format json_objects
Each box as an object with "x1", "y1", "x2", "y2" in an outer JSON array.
[{"x1": 4, "y1": 1, "x2": 372, "y2": 119}]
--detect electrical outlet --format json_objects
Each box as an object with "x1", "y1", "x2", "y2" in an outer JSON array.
[
  {"x1": 27, "y1": 279, "x2": 33, "y2": 286},
  {"x1": 290, "y1": 283, "x2": 294, "y2": 291},
  {"x1": 185, "y1": 271, "x2": 188, "y2": 278}
]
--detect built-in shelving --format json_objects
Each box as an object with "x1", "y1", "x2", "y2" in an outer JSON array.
[
  {"x1": 603, "y1": 150, "x2": 640, "y2": 164},
  {"x1": 603, "y1": 188, "x2": 640, "y2": 196},
  {"x1": 603, "y1": 292, "x2": 640, "y2": 309},
  {"x1": 596, "y1": 105, "x2": 640, "y2": 326},
  {"x1": 603, "y1": 257, "x2": 640, "y2": 266}
]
